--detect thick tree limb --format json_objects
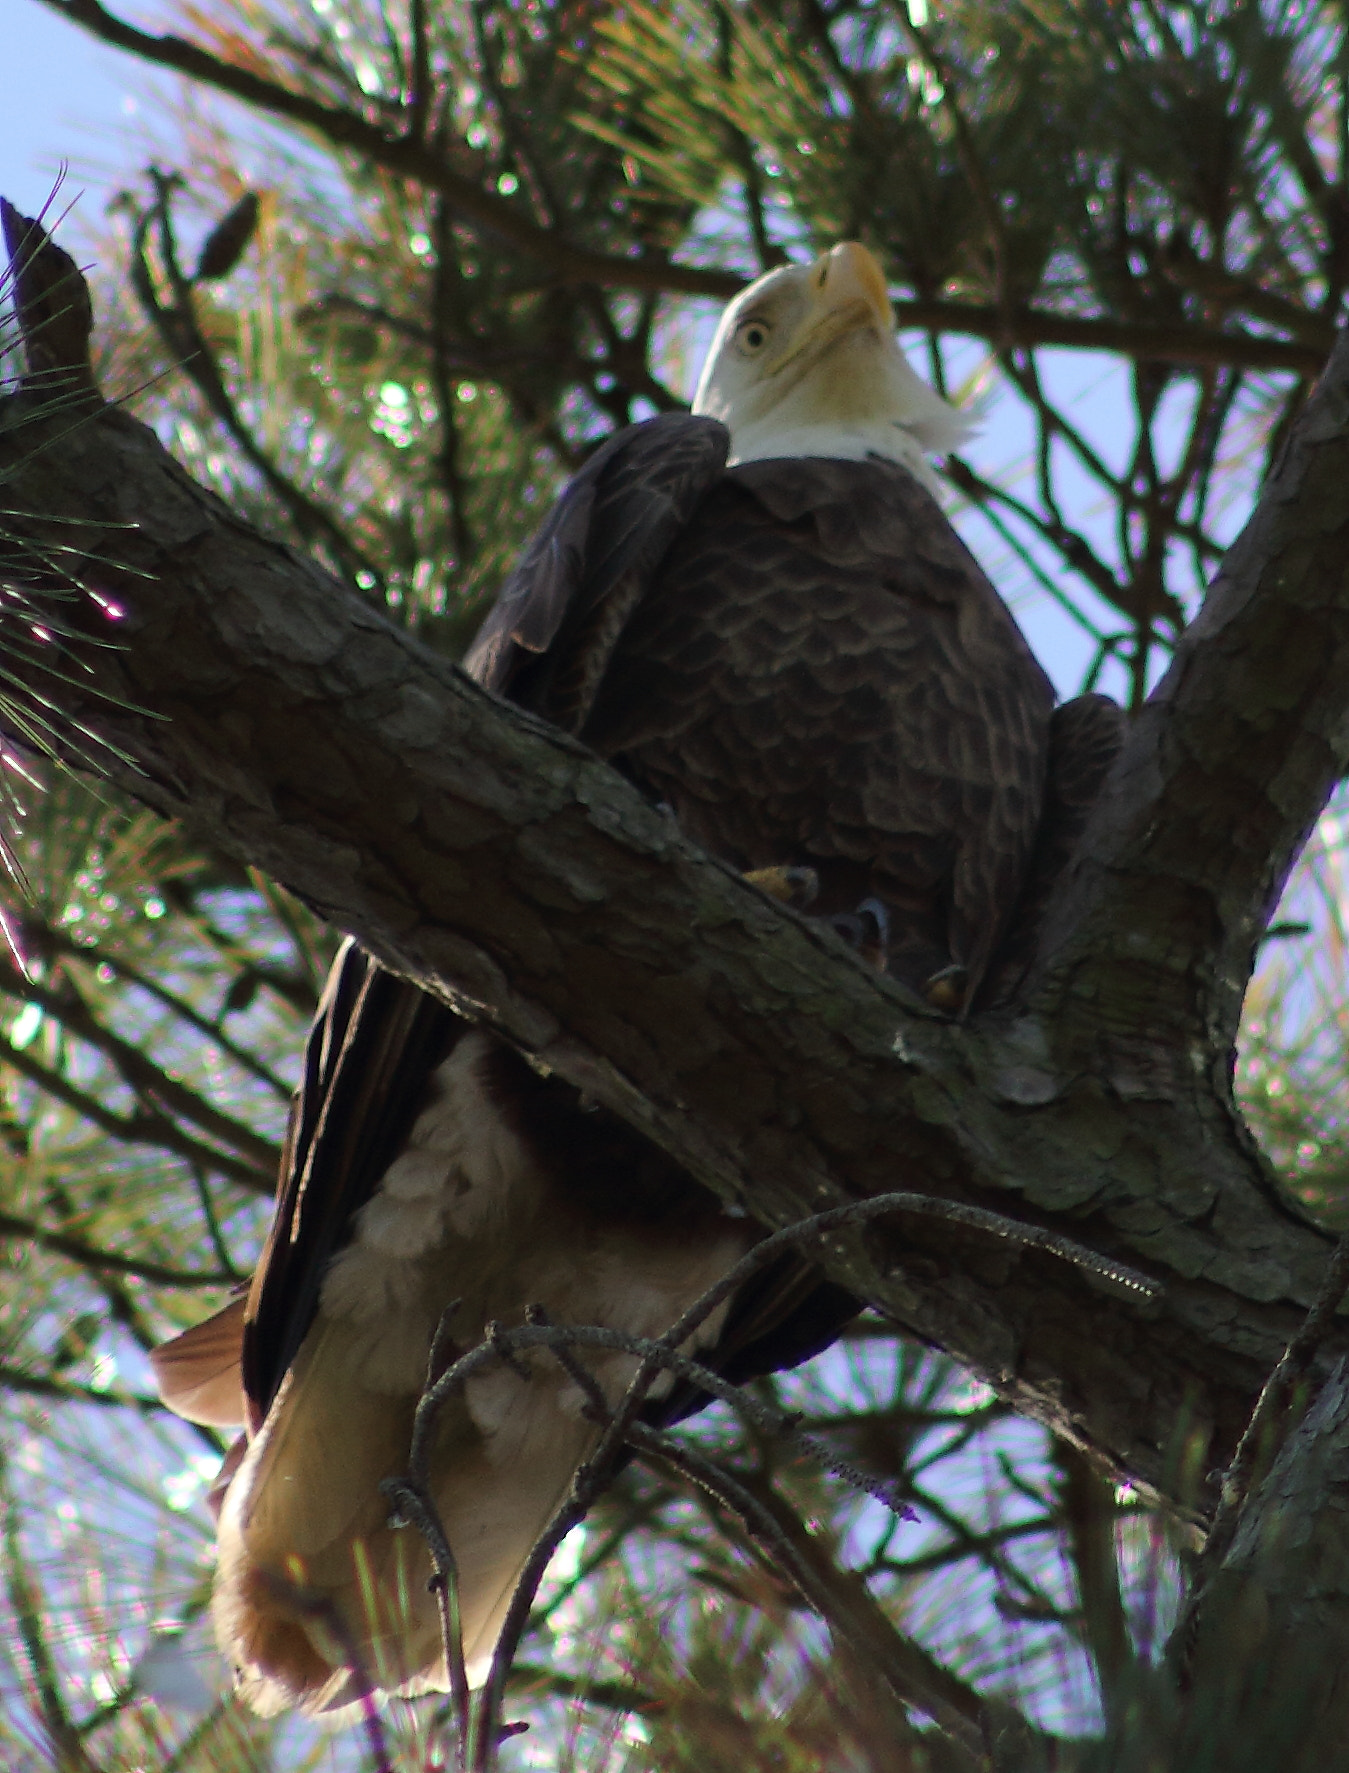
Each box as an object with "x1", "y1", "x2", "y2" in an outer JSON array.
[
  {"x1": 1165, "y1": 1360, "x2": 1349, "y2": 1769},
  {"x1": 1034, "y1": 329, "x2": 1349, "y2": 1049},
  {"x1": 2, "y1": 219, "x2": 1349, "y2": 1527}
]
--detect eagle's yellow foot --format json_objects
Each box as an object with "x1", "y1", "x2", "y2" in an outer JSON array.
[
  {"x1": 826, "y1": 896, "x2": 890, "y2": 970},
  {"x1": 743, "y1": 865, "x2": 819, "y2": 910},
  {"x1": 922, "y1": 964, "x2": 968, "y2": 1012}
]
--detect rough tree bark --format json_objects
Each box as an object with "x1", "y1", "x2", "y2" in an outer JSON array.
[{"x1": 3, "y1": 215, "x2": 1349, "y2": 1572}]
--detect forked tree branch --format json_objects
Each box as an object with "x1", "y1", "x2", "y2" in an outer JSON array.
[{"x1": 1032, "y1": 328, "x2": 1349, "y2": 1050}]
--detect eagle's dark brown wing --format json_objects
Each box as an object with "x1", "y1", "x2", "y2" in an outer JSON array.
[
  {"x1": 240, "y1": 941, "x2": 464, "y2": 1429},
  {"x1": 464, "y1": 411, "x2": 729, "y2": 729},
  {"x1": 576, "y1": 455, "x2": 1056, "y2": 1000},
  {"x1": 151, "y1": 945, "x2": 465, "y2": 1435},
  {"x1": 982, "y1": 691, "x2": 1126, "y2": 1005}
]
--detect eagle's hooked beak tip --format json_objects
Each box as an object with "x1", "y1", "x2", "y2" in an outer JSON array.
[{"x1": 812, "y1": 241, "x2": 894, "y2": 331}]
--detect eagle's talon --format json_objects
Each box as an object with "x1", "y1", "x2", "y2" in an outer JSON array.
[
  {"x1": 922, "y1": 964, "x2": 969, "y2": 1013},
  {"x1": 825, "y1": 896, "x2": 890, "y2": 968},
  {"x1": 743, "y1": 864, "x2": 820, "y2": 910}
]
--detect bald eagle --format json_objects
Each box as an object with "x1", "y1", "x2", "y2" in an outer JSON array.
[{"x1": 153, "y1": 243, "x2": 1111, "y2": 1715}]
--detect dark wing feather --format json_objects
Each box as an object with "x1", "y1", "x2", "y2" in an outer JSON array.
[
  {"x1": 577, "y1": 455, "x2": 1055, "y2": 1001},
  {"x1": 241, "y1": 941, "x2": 462, "y2": 1429},
  {"x1": 982, "y1": 692, "x2": 1126, "y2": 1005},
  {"x1": 463, "y1": 412, "x2": 728, "y2": 729}
]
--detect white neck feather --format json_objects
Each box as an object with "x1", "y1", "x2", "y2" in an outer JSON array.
[{"x1": 727, "y1": 415, "x2": 957, "y2": 495}]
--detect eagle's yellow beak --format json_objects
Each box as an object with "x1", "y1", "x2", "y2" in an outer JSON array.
[
  {"x1": 812, "y1": 241, "x2": 894, "y2": 329},
  {"x1": 773, "y1": 241, "x2": 894, "y2": 375}
]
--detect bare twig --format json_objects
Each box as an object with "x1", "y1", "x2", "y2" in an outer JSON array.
[
  {"x1": 653, "y1": 1191, "x2": 1159, "y2": 1362},
  {"x1": 380, "y1": 1474, "x2": 470, "y2": 1771},
  {"x1": 384, "y1": 1188, "x2": 1157, "y2": 1763},
  {"x1": 470, "y1": 1480, "x2": 589, "y2": 1772},
  {"x1": 468, "y1": 1305, "x2": 676, "y2": 1771},
  {"x1": 402, "y1": 1186, "x2": 1162, "y2": 1491},
  {"x1": 415, "y1": 1313, "x2": 966, "y2": 1771},
  {"x1": 380, "y1": 1298, "x2": 471, "y2": 1766},
  {"x1": 387, "y1": 1189, "x2": 1158, "y2": 1724}
]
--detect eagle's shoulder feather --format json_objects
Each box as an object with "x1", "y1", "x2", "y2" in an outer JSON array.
[{"x1": 462, "y1": 412, "x2": 729, "y2": 729}]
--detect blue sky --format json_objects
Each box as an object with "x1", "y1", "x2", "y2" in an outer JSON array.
[{"x1": 0, "y1": 0, "x2": 141, "y2": 216}]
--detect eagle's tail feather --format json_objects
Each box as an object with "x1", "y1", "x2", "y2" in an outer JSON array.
[{"x1": 213, "y1": 1316, "x2": 597, "y2": 1716}]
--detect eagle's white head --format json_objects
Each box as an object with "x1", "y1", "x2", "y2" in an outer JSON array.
[{"x1": 692, "y1": 241, "x2": 970, "y2": 491}]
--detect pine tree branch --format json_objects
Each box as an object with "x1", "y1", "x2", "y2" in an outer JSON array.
[
  {"x1": 23, "y1": 0, "x2": 1339, "y2": 371},
  {"x1": 127, "y1": 175, "x2": 384, "y2": 595},
  {"x1": 0, "y1": 1029, "x2": 274, "y2": 1190},
  {"x1": 0, "y1": 1208, "x2": 235, "y2": 1289},
  {"x1": 37, "y1": 0, "x2": 735, "y2": 297},
  {"x1": 28, "y1": 929, "x2": 293, "y2": 1102},
  {"x1": 506, "y1": 1663, "x2": 657, "y2": 1716},
  {"x1": 1030, "y1": 324, "x2": 1349, "y2": 1044},
  {"x1": 629, "y1": 1431, "x2": 991, "y2": 1770},
  {"x1": 0, "y1": 1463, "x2": 104, "y2": 1773},
  {"x1": 0, "y1": 1361, "x2": 161, "y2": 1412},
  {"x1": 0, "y1": 963, "x2": 282, "y2": 1174}
]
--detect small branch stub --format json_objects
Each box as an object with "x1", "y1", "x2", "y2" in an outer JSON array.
[{"x1": 1, "y1": 201, "x2": 98, "y2": 399}]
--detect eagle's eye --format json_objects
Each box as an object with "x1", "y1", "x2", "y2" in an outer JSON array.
[{"x1": 735, "y1": 319, "x2": 771, "y2": 354}]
